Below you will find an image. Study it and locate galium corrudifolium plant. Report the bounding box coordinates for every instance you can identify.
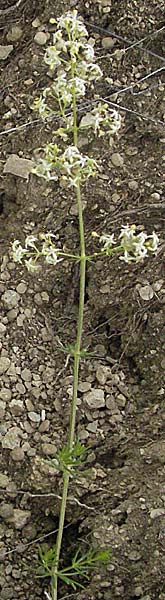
[11,9,159,600]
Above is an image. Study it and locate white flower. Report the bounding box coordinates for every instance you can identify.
[24,258,38,272]
[83,43,95,61]
[44,46,62,69]
[100,234,115,250]
[25,235,38,249]
[87,63,103,81]
[57,10,88,39]
[12,240,27,262]
[146,232,159,252]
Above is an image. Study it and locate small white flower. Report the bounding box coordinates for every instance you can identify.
[44,46,62,69]
[100,234,115,250]
[24,258,38,272]
[12,240,27,262]
[25,235,38,249]
[83,43,95,61]
[146,232,159,252]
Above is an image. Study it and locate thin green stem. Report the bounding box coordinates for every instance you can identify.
[50,54,86,600]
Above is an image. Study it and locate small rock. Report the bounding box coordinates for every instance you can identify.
[84,388,105,408]
[0,356,10,374]
[2,289,20,309]
[96,365,110,386]
[0,388,11,401]
[2,427,22,449]
[3,154,33,180]
[0,503,14,519]
[7,26,23,42]
[15,382,26,394]
[32,18,41,28]
[0,323,6,336]
[0,474,10,488]
[21,368,32,382]
[0,45,13,60]
[39,420,50,433]
[42,443,57,456]
[160,358,165,369]
[28,411,40,423]
[102,37,116,49]
[9,400,24,415]
[150,508,165,519]
[86,421,98,433]
[128,180,138,190]
[111,153,124,167]
[10,448,25,461]
[34,31,48,45]
[138,285,154,301]
[7,509,31,529]
[0,401,6,419]
[78,381,92,393]
[16,282,27,294]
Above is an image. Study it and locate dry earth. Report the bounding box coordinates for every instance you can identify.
[0,1,165,599]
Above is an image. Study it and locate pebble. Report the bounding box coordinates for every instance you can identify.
[3,154,33,180]
[84,388,105,408]
[0,388,11,401]
[28,411,40,423]
[96,365,110,385]
[110,153,124,167]
[150,508,165,519]
[138,285,154,301]
[15,382,26,394]
[0,45,13,60]
[0,503,14,519]
[10,448,25,461]
[78,381,92,393]
[9,400,24,415]
[6,26,23,42]
[7,509,31,529]
[2,289,20,309]
[21,368,32,382]
[0,401,6,419]
[86,421,98,433]
[0,356,10,374]
[34,31,48,45]
[0,474,10,488]
[16,282,27,294]
[42,443,57,455]
[39,420,50,432]
[128,180,139,190]
[0,323,6,335]
[102,37,116,49]
[2,426,22,449]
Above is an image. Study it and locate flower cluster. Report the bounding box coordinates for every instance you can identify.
[80,103,122,137]
[12,233,62,272]
[100,225,159,263]
[32,144,98,187]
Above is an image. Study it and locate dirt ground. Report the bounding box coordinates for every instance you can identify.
[0,1,165,599]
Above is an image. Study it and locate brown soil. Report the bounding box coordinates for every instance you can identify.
[0,1,164,600]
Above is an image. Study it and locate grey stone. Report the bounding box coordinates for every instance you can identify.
[7,509,31,529]
[0,388,11,401]
[78,381,92,392]
[0,356,10,374]
[150,508,165,519]
[2,426,22,449]
[16,282,27,294]
[3,154,33,180]
[102,37,116,49]
[42,443,57,455]
[10,448,25,461]
[7,26,23,42]
[2,289,20,309]
[111,153,124,167]
[0,401,6,419]
[9,400,24,415]
[0,323,6,336]
[28,411,40,423]
[34,31,47,45]
[0,474,10,488]
[21,368,32,382]
[0,503,14,519]
[0,45,13,60]
[84,388,105,408]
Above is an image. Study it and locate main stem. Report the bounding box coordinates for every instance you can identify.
[50,65,86,600]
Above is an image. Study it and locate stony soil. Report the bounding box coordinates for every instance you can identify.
[0,1,164,599]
